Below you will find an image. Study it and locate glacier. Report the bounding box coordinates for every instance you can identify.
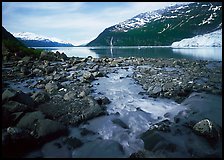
[171,29,222,48]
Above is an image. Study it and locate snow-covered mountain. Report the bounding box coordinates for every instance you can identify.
[12,32,74,47]
[87,2,222,46]
[171,29,222,47]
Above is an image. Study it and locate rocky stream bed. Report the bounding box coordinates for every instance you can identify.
[2,52,222,158]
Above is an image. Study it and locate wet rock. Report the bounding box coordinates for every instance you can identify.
[35,119,67,139]
[40,51,56,61]
[140,129,175,152]
[80,128,96,136]
[92,71,104,77]
[20,66,31,75]
[45,66,55,74]
[10,112,25,125]
[129,150,145,158]
[95,96,111,105]
[77,91,86,98]
[45,82,59,94]
[31,91,50,105]
[2,101,30,113]
[152,85,162,94]
[147,85,162,95]
[32,68,43,76]
[17,111,45,130]
[162,82,173,91]
[82,71,95,82]
[2,89,17,104]
[64,137,83,149]
[193,119,219,140]
[12,91,34,107]
[149,119,172,132]
[63,91,77,101]
[112,118,129,129]
[22,56,32,62]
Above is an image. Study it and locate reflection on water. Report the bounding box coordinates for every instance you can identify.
[172,48,222,61]
[34,46,222,61]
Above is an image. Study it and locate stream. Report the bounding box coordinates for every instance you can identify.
[69,66,186,157]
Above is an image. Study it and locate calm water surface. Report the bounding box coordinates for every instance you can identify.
[34,46,222,61]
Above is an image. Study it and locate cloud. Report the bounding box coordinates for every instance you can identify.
[2,2,192,45]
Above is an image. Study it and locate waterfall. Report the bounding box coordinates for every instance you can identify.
[110,37,113,46]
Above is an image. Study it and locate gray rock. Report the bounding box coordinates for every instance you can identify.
[45,82,59,94]
[152,85,162,94]
[31,91,50,105]
[2,101,29,113]
[2,89,17,104]
[17,111,45,130]
[40,51,56,61]
[82,71,95,81]
[193,119,218,140]
[129,150,145,158]
[12,91,34,107]
[112,118,129,129]
[64,91,77,101]
[45,66,55,74]
[32,68,43,76]
[80,128,96,136]
[64,137,83,149]
[140,129,172,151]
[77,91,86,98]
[162,82,173,91]
[95,96,111,105]
[35,119,67,139]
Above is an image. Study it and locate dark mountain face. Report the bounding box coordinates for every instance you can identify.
[87,2,222,46]
[2,26,25,47]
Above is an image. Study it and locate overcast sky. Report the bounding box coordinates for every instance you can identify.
[2,2,189,46]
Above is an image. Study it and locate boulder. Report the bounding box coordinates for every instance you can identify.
[31,91,50,105]
[95,96,111,105]
[40,51,56,61]
[2,89,17,104]
[112,118,129,129]
[63,91,77,101]
[64,137,83,149]
[11,91,34,107]
[193,119,219,140]
[45,82,59,94]
[80,128,96,136]
[2,101,30,113]
[17,111,45,130]
[82,71,95,82]
[35,119,67,139]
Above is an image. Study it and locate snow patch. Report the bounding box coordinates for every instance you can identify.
[12,32,73,45]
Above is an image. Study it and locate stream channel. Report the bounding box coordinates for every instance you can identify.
[68,66,187,158]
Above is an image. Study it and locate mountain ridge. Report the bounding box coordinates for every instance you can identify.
[87,2,222,46]
[13,32,74,47]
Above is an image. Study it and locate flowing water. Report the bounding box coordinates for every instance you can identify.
[70,66,187,157]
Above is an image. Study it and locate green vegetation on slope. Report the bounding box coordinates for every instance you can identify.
[2,27,43,60]
[87,2,222,46]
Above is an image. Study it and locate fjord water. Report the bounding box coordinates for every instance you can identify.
[35,46,222,61]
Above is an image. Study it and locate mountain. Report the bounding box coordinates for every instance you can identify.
[171,29,222,47]
[2,26,25,48]
[2,26,42,60]
[12,32,74,47]
[87,2,222,46]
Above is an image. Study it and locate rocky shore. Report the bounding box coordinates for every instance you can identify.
[2,51,222,158]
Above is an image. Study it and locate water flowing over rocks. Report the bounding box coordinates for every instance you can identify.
[2,53,222,158]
